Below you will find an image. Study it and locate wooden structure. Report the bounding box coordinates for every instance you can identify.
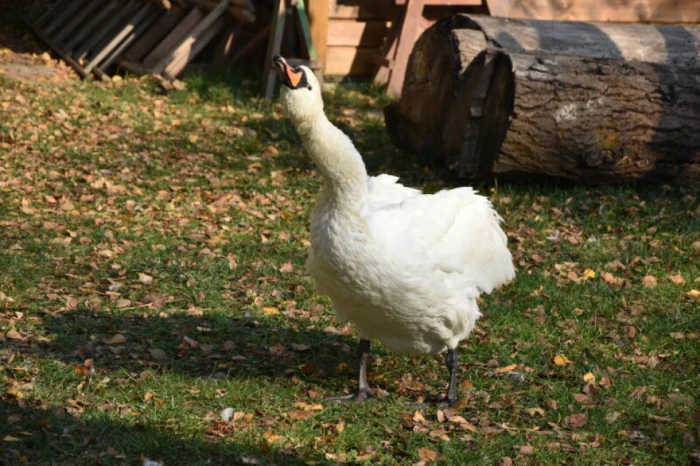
[261,0,321,98]
[26,0,256,80]
[384,14,700,183]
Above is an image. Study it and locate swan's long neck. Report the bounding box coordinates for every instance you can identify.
[295,113,368,212]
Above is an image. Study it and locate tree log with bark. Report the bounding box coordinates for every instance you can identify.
[384,14,700,183]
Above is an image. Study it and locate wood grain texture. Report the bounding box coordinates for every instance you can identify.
[485,0,700,23]
[325,46,378,75]
[385,14,700,183]
[327,19,390,47]
[308,0,330,70]
[328,0,396,20]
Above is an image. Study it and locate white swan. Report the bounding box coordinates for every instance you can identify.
[273,56,515,406]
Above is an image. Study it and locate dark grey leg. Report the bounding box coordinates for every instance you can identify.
[440,347,459,408]
[326,338,375,403]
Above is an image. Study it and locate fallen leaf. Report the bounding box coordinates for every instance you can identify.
[519,445,534,455]
[641,275,657,288]
[148,348,167,361]
[582,268,596,280]
[5,329,22,340]
[668,274,685,285]
[554,354,571,366]
[525,407,545,416]
[105,334,126,345]
[263,307,279,316]
[583,372,595,382]
[563,413,588,428]
[573,394,588,403]
[3,435,20,442]
[495,363,518,373]
[413,411,426,422]
[291,343,310,351]
[606,411,621,423]
[144,391,155,401]
[503,457,513,466]
[417,447,438,462]
[115,298,131,308]
[669,332,685,340]
[138,273,153,285]
[279,262,294,273]
[686,289,700,299]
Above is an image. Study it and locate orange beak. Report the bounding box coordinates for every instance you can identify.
[273,55,304,89]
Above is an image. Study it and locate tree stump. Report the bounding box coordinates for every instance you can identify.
[384,14,700,183]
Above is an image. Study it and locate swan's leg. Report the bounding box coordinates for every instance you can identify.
[326,338,375,402]
[441,347,459,408]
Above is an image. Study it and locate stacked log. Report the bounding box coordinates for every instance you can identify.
[384,14,700,183]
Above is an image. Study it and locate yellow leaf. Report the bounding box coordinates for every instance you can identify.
[144,391,155,401]
[495,363,518,373]
[263,307,279,316]
[526,407,545,416]
[554,354,571,366]
[583,372,596,382]
[3,435,20,442]
[188,134,199,143]
[413,410,426,422]
[105,334,126,345]
[582,269,596,280]
[686,289,699,299]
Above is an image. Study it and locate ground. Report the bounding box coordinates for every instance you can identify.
[0,11,699,466]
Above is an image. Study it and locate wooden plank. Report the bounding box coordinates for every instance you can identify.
[163,16,227,77]
[63,0,121,52]
[308,0,329,72]
[374,6,405,84]
[295,0,318,61]
[230,24,270,64]
[327,19,390,47]
[328,0,396,20]
[122,5,187,61]
[485,0,700,23]
[35,0,71,28]
[396,0,481,4]
[25,16,88,78]
[73,0,141,60]
[261,0,286,98]
[53,0,109,44]
[387,0,424,97]
[84,3,156,73]
[98,6,163,72]
[143,7,205,68]
[151,0,230,74]
[214,22,243,62]
[42,0,86,36]
[325,46,378,75]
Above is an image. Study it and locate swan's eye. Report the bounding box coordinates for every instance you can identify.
[307,85,312,91]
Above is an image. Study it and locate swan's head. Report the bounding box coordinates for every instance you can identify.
[273,56,323,122]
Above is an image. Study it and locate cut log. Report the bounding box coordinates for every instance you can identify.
[384,14,700,183]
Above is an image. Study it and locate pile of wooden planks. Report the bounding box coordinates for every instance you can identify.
[26,0,256,80]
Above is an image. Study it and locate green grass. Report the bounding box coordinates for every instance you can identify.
[0,66,698,466]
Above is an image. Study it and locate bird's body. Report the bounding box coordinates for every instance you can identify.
[273,56,514,404]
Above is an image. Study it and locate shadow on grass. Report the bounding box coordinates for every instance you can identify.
[6,309,359,387]
[0,398,329,466]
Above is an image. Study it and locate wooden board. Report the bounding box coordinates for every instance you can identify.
[328,0,396,20]
[308,0,329,71]
[325,46,378,75]
[122,5,187,61]
[485,0,700,23]
[327,19,391,47]
[143,7,205,68]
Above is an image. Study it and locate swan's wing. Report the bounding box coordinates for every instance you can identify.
[367,174,422,210]
[369,187,515,294]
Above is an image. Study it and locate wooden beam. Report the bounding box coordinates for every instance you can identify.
[143,7,205,68]
[73,0,142,61]
[98,6,163,73]
[43,0,86,36]
[63,0,120,53]
[327,19,390,47]
[261,0,286,98]
[122,5,187,61]
[152,0,230,75]
[307,0,329,72]
[83,3,156,73]
[386,0,424,97]
[53,0,109,44]
[163,15,227,77]
[230,24,270,64]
